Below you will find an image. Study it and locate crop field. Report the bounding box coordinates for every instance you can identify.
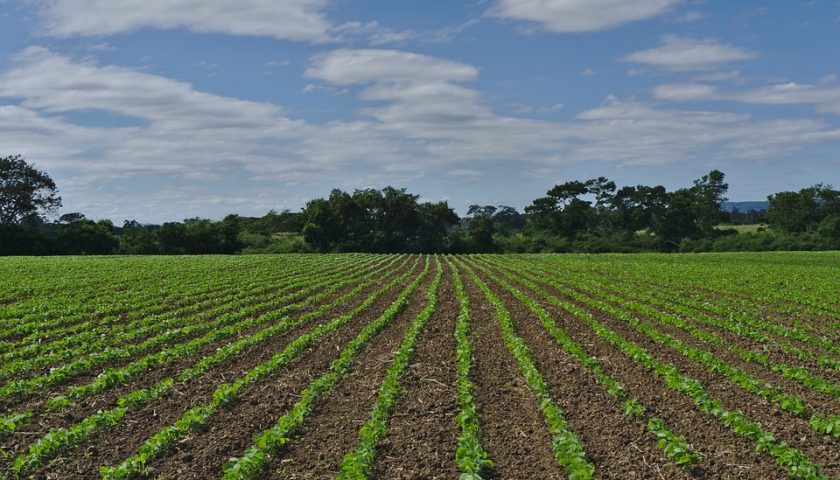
[1,253,839,480]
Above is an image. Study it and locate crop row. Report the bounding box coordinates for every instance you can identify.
[447,256,492,480]
[9,255,413,474]
[468,257,699,468]
[101,256,429,479]
[493,257,825,479]
[0,255,370,380]
[508,258,840,438]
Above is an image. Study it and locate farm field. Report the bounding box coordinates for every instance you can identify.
[0,253,839,479]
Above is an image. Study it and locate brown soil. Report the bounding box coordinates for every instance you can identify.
[368,262,461,480]
[0,259,388,420]
[18,259,419,478]
[484,262,792,479]
[581,281,840,384]
[513,268,840,478]
[557,280,840,414]
[456,264,565,479]
[4,256,837,480]
[475,267,690,480]
[259,263,438,480]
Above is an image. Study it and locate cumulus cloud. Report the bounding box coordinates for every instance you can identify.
[653,81,840,114]
[489,0,677,33]
[625,35,757,71]
[305,49,478,85]
[2,47,840,220]
[34,0,332,42]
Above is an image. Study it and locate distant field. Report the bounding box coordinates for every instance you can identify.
[717,223,769,234]
[1,253,839,479]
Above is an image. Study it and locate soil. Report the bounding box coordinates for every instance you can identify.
[368,262,461,480]
[455,264,566,479]
[3,255,838,480]
[259,262,438,480]
[23,258,420,478]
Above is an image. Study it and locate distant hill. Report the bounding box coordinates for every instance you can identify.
[722,201,769,212]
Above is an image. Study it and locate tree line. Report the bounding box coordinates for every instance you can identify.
[1,154,838,255]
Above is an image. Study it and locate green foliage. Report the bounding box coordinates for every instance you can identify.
[447,257,493,479]
[301,187,459,253]
[336,258,443,479]
[221,258,432,479]
[459,260,596,479]
[0,154,62,225]
[499,256,827,479]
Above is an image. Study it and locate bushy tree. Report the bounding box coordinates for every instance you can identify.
[1,155,62,225]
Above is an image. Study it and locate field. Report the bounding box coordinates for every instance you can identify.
[1,253,839,480]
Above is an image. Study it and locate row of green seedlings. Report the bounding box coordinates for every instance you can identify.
[219,257,432,479]
[0,255,355,357]
[556,272,840,434]
[637,276,840,365]
[447,256,493,480]
[7,256,413,473]
[0,272,217,348]
[467,258,699,468]
[0,258,208,325]
[647,264,840,329]
[0,256,327,359]
[516,260,840,439]
[496,258,824,480]
[335,257,444,479]
[99,257,430,480]
[579,272,840,374]
[0,255,402,438]
[458,260,597,479]
[0,256,365,380]
[624,266,839,342]
[0,256,375,403]
[0,255,275,342]
[0,258,308,362]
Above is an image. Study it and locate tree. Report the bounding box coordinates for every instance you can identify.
[59,212,86,224]
[690,169,729,234]
[59,219,118,255]
[0,155,62,224]
[301,186,459,253]
[121,220,159,254]
[525,180,594,238]
[766,184,840,233]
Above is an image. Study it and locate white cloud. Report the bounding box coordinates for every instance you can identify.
[625,35,757,71]
[3,47,840,220]
[652,83,720,101]
[489,0,677,33]
[653,81,840,114]
[35,0,332,42]
[676,10,705,22]
[305,49,478,85]
[819,74,838,85]
[692,70,741,82]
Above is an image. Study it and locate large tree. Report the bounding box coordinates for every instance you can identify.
[0,155,62,224]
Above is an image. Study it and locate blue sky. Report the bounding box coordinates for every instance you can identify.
[1,0,839,223]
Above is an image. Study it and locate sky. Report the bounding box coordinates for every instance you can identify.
[1,0,839,223]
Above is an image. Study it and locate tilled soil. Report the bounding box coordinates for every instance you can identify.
[585,282,840,384]
[3,255,839,480]
[0,261,395,460]
[262,261,439,479]
[368,262,460,480]
[147,261,434,480]
[509,269,840,478]
[500,269,791,479]
[475,267,690,480]
[28,259,420,478]
[458,264,565,479]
